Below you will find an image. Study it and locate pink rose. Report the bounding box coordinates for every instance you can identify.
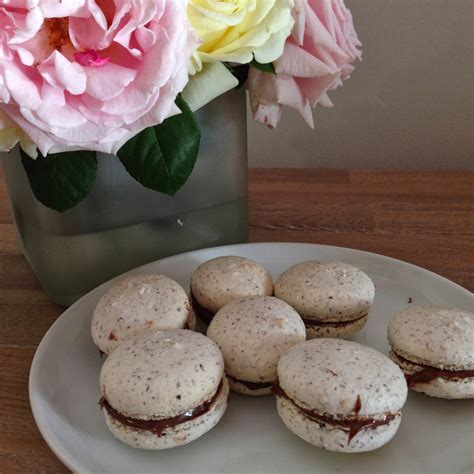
[0,0,198,156]
[248,0,361,128]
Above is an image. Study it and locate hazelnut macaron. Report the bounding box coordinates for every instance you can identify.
[275,339,408,453]
[91,274,195,355]
[190,256,273,324]
[388,305,474,399]
[99,329,229,449]
[207,296,306,395]
[274,261,375,339]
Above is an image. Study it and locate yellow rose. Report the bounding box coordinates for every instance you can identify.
[188,0,294,72]
[0,110,37,158]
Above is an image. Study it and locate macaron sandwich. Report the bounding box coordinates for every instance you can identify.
[388,305,474,399]
[275,339,407,452]
[190,256,273,323]
[99,329,229,449]
[274,261,375,339]
[91,274,195,355]
[207,296,306,395]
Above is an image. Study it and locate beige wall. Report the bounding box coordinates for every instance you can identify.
[248,0,474,169]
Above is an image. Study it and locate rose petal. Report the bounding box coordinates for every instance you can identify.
[85,63,136,101]
[38,51,87,95]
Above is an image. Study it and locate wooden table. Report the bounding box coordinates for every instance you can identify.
[1,169,473,472]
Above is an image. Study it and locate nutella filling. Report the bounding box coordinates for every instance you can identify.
[301,312,368,328]
[228,375,274,391]
[273,382,397,443]
[190,291,215,324]
[100,380,223,437]
[392,352,474,388]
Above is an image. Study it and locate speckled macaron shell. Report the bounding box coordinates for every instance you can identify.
[276,395,401,453]
[100,329,224,419]
[104,377,229,450]
[191,256,273,314]
[207,296,306,394]
[91,274,193,354]
[388,306,474,370]
[274,261,375,322]
[277,339,407,417]
[305,314,369,340]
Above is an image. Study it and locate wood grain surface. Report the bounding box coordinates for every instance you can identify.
[1,168,473,472]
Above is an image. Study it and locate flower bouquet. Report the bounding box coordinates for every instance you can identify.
[0,0,361,212]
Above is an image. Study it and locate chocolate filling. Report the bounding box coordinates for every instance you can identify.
[273,382,397,443]
[301,312,367,328]
[100,380,223,437]
[228,375,274,391]
[190,291,215,324]
[392,352,474,388]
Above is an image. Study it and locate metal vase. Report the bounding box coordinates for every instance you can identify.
[2,90,249,305]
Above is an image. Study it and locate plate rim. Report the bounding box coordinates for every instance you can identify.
[28,241,473,472]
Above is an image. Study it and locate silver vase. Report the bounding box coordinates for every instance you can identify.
[1,90,249,305]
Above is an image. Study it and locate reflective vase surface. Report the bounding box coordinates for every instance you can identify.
[1,91,248,305]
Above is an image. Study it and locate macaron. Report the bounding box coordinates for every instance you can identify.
[91,274,195,355]
[207,296,306,395]
[274,261,375,339]
[388,305,474,399]
[99,329,229,449]
[190,256,273,323]
[275,339,407,453]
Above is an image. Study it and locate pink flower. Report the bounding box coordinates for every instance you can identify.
[248,0,361,128]
[0,1,198,156]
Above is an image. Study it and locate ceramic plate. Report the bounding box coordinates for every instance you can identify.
[29,243,474,474]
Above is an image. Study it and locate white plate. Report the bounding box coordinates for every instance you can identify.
[29,243,474,474]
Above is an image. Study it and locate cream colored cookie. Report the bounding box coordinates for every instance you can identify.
[91,274,193,354]
[274,260,375,321]
[388,306,474,398]
[207,296,306,395]
[274,261,374,339]
[275,339,407,452]
[388,306,474,369]
[99,330,227,449]
[191,256,273,316]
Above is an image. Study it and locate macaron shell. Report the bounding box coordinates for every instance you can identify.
[191,256,273,314]
[207,296,306,384]
[104,377,229,449]
[100,330,224,419]
[305,314,368,340]
[407,377,474,399]
[91,274,191,354]
[276,396,401,453]
[278,339,407,417]
[389,352,474,399]
[388,306,474,370]
[274,261,375,321]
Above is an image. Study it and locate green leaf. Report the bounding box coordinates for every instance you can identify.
[251,59,276,75]
[118,96,201,196]
[20,149,97,213]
